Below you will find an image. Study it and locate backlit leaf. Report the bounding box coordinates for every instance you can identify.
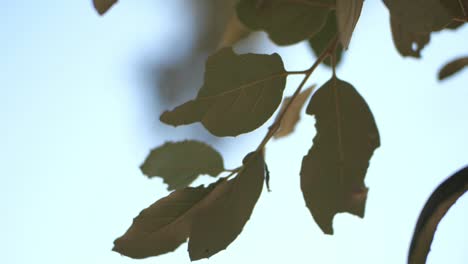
[336,0,364,49]
[188,151,265,260]
[438,56,468,80]
[140,141,224,190]
[301,77,380,234]
[236,0,334,45]
[308,11,344,67]
[408,166,468,264]
[390,18,431,58]
[160,48,287,137]
[218,13,250,48]
[274,85,315,139]
[93,0,117,15]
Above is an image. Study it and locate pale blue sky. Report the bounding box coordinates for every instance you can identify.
[1,1,467,264]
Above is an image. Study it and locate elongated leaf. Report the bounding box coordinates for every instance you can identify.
[274,85,315,139]
[390,18,430,58]
[301,77,380,234]
[140,141,224,190]
[112,181,221,259]
[408,166,468,264]
[160,48,287,137]
[308,11,344,67]
[336,0,364,49]
[93,0,117,15]
[438,56,468,80]
[188,152,265,260]
[236,0,334,45]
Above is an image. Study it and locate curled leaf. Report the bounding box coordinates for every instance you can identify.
[160,48,287,137]
[301,77,380,234]
[140,140,224,190]
[408,166,468,264]
[336,0,364,49]
[438,56,468,80]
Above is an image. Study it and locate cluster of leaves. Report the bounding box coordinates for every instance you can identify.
[93,0,467,262]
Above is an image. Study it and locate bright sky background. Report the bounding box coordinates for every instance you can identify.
[1,1,467,264]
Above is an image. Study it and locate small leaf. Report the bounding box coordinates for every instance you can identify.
[160,48,287,137]
[93,0,117,15]
[301,77,380,234]
[188,151,265,260]
[308,11,344,67]
[112,180,221,259]
[274,85,315,139]
[336,0,364,49]
[140,141,224,190]
[218,13,250,48]
[408,166,468,264]
[236,0,334,45]
[438,56,468,80]
[390,18,431,58]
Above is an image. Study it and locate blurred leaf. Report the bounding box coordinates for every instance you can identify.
[440,0,468,18]
[408,166,468,264]
[236,0,334,45]
[274,85,315,139]
[301,77,380,234]
[188,151,265,260]
[308,11,344,67]
[218,13,250,48]
[390,18,431,58]
[112,180,222,259]
[336,0,364,49]
[140,141,224,190]
[93,0,117,15]
[438,56,468,80]
[160,48,287,137]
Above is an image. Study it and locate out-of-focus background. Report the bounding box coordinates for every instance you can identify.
[1,1,467,263]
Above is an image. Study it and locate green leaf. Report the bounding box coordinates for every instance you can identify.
[308,11,344,67]
[140,140,224,190]
[438,56,468,80]
[300,77,380,234]
[390,17,431,58]
[93,0,117,15]
[160,48,287,137]
[384,0,454,57]
[274,85,315,139]
[236,0,334,45]
[336,0,364,49]
[188,151,265,260]
[408,166,468,264]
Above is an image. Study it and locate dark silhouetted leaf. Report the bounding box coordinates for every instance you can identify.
[384,0,453,57]
[308,11,344,67]
[390,18,431,58]
[188,151,265,260]
[336,0,364,49]
[160,48,287,137]
[408,166,468,264]
[274,85,315,139]
[236,0,334,45]
[140,141,224,190]
[93,0,117,15]
[301,77,380,234]
[112,180,221,259]
[440,0,468,18]
[438,56,468,80]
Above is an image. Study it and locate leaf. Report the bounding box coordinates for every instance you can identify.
[160,48,287,137]
[308,11,344,67]
[336,0,364,49]
[440,0,468,18]
[140,141,224,190]
[300,77,380,234]
[438,56,468,80]
[112,181,221,259]
[390,18,431,58]
[114,151,264,260]
[188,151,265,260]
[236,0,334,45]
[93,0,117,15]
[274,85,315,139]
[218,13,250,48]
[408,166,468,264]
